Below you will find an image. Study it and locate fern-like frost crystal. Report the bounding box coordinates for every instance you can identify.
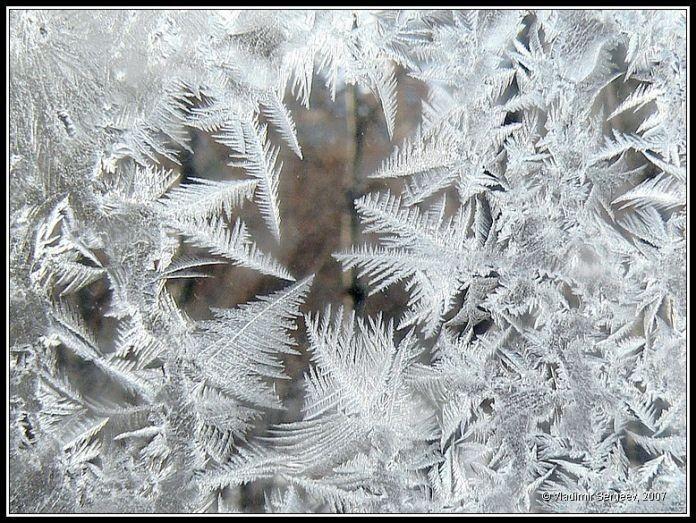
[9,8,687,514]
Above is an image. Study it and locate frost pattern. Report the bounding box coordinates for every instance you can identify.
[9,9,687,514]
